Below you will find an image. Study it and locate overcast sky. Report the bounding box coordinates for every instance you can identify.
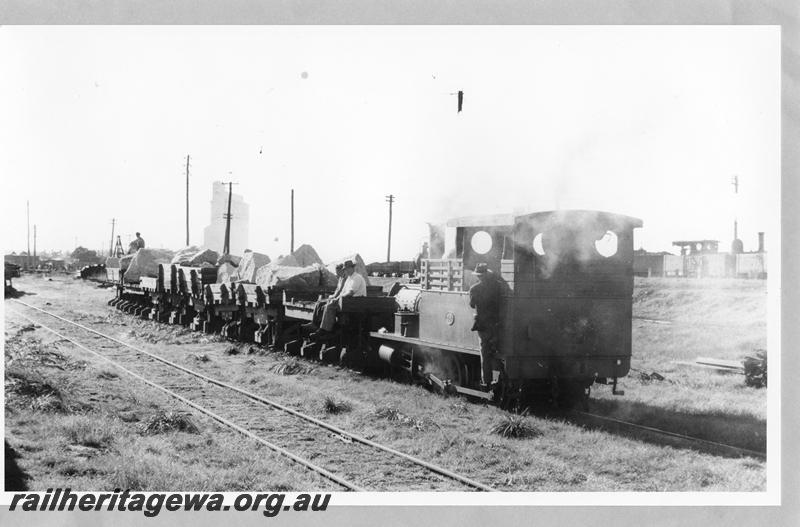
[0,26,779,263]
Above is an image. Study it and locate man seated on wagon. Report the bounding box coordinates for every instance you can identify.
[305,263,345,333]
[314,260,366,335]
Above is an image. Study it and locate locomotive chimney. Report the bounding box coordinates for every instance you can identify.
[758,232,764,253]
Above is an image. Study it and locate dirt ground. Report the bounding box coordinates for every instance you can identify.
[4,274,769,492]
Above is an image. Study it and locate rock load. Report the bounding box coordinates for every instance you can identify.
[234,250,271,283]
[171,246,219,267]
[217,254,242,267]
[123,248,175,283]
[275,244,323,268]
[324,254,370,288]
[216,262,238,285]
[255,262,334,290]
[118,254,134,271]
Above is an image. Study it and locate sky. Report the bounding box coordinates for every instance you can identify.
[0,26,780,263]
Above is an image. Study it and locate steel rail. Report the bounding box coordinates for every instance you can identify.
[570,410,766,460]
[10,299,495,492]
[9,307,363,491]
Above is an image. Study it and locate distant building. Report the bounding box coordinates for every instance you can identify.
[202,181,250,256]
[633,233,767,279]
[5,252,39,270]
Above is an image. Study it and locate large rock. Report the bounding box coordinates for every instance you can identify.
[171,246,202,265]
[216,262,238,284]
[217,254,242,267]
[255,262,334,291]
[189,249,219,267]
[234,251,271,283]
[276,244,323,268]
[123,248,174,283]
[170,246,219,266]
[325,254,370,287]
[118,254,134,272]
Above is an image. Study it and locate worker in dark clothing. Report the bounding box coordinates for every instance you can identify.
[307,263,345,332]
[128,232,146,254]
[469,262,503,390]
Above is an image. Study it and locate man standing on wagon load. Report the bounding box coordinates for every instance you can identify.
[128,232,145,254]
[469,262,503,390]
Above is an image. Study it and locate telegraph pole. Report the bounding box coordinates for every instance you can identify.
[26,200,31,270]
[385,194,395,262]
[731,175,739,240]
[109,218,116,257]
[221,181,238,255]
[290,189,295,254]
[33,225,37,262]
[185,155,190,246]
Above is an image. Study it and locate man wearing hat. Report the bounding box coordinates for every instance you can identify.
[318,259,366,332]
[307,263,346,332]
[469,262,504,390]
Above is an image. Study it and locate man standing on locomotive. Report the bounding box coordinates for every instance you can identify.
[317,260,366,333]
[469,262,503,390]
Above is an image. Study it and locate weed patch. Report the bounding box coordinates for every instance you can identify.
[373,406,432,431]
[268,358,315,376]
[97,369,119,380]
[489,414,543,439]
[61,416,117,448]
[138,410,199,435]
[322,396,352,414]
[5,368,67,412]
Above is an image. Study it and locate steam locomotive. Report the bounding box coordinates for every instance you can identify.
[108,209,642,407]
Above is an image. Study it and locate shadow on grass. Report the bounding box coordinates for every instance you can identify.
[5,440,31,491]
[536,398,766,460]
[5,287,36,299]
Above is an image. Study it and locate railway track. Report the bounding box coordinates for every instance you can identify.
[566,410,766,460]
[8,299,495,492]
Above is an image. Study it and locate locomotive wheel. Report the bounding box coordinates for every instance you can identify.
[422,350,465,388]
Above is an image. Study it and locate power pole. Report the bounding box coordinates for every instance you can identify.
[385,194,395,263]
[26,200,30,270]
[290,189,295,254]
[731,175,739,239]
[33,224,37,263]
[221,181,238,255]
[185,154,190,246]
[109,218,116,257]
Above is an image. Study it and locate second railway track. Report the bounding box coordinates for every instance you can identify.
[8,299,494,492]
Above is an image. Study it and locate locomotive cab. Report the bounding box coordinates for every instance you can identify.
[505,210,643,396]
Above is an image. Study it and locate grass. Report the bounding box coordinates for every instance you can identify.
[4,319,337,491]
[61,415,119,448]
[5,274,769,492]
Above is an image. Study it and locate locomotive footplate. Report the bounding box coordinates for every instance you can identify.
[369,331,481,357]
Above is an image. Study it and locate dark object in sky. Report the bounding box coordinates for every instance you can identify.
[458,91,464,113]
